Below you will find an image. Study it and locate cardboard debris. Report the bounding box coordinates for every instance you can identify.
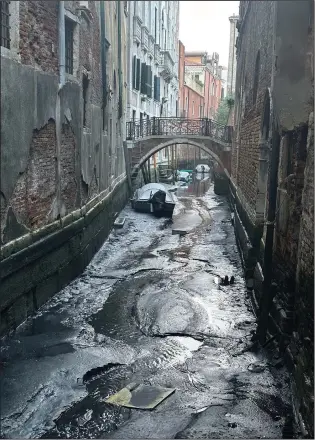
[104,382,176,410]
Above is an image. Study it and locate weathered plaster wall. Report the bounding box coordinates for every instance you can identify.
[0,1,128,335]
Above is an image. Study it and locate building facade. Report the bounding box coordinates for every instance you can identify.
[231,1,314,436]
[0,1,129,334]
[227,13,238,96]
[184,51,223,119]
[176,46,223,163]
[126,0,179,121]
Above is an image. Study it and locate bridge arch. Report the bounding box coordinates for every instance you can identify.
[136,137,229,176]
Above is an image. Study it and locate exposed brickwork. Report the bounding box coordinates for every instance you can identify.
[290,112,314,433]
[10,120,57,231]
[232,1,274,220]
[233,2,314,436]
[60,124,77,213]
[19,1,59,73]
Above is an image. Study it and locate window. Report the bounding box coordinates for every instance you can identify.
[140,62,146,94]
[146,65,152,98]
[192,101,195,116]
[195,74,199,81]
[253,50,260,104]
[132,110,136,121]
[154,75,160,101]
[132,55,137,89]
[211,82,215,96]
[1,0,10,49]
[65,18,75,74]
[82,74,89,127]
[136,58,140,90]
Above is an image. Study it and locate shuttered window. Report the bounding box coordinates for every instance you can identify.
[146,66,153,98]
[141,62,146,94]
[136,58,141,90]
[154,76,160,101]
[132,55,137,89]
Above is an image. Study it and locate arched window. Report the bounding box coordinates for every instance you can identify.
[253,50,260,104]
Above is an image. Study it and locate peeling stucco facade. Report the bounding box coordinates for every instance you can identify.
[0,1,129,334]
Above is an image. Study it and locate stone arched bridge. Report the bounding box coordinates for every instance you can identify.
[123,117,233,188]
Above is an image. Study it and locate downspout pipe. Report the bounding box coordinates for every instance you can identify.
[58,1,65,89]
[100,1,107,116]
[56,1,65,218]
[117,0,123,120]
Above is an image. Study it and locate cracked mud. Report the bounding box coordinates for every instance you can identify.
[0,178,293,439]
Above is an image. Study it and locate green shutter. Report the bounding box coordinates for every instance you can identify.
[141,62,146,94]
[136,59,141,90]
[132,56,136,89]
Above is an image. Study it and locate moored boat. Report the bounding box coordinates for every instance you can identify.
[131,183,176,218]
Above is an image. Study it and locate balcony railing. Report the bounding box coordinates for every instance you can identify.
[141,26,149,51]
[160,50,174,80]
[154,43,161,64]
[148,35,154,58]
[126,117,233,144]
[185,75,204,95]
[133,16,141,44]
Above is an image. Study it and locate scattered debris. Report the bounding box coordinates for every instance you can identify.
[104,382,176,410]
[219,275,235,286]
[247,362,267,373]
[114,217,126,228]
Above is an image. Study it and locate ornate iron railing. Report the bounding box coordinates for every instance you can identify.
[126,117,233,144]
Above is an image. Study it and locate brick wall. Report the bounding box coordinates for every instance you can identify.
[232,1,275,221]
[9,120,57,233]
[19,1,59,73]
[60,123,77,213]
[289,112,314,435]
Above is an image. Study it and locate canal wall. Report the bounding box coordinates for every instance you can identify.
[0,176,129,336]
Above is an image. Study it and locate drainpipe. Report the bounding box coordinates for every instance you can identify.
[100,1,107,116]
[56,1,65,218]
[58,1,65,89]
[117,1,123,120]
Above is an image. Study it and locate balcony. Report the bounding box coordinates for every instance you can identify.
[154,44,161,65]
[148,35,154,58]
[159,50,175,82]
[185,75,204,96]
[141,26,149,52]
[133,16,141,44]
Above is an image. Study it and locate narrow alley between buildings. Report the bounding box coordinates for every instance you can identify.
[1,177,294,439]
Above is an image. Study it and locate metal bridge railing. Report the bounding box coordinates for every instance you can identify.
[126,117,233,144]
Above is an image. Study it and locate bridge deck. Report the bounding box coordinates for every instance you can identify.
[126,117,233,145]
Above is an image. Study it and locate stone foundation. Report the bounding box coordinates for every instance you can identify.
[0,176,128,336]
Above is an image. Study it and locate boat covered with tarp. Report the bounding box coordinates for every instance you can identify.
[195,164,210,173]
[131,183,176,218]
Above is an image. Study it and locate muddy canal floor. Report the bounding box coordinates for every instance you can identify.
[1,183,294,439]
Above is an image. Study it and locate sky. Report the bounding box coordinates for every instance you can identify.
[179,1,240,69]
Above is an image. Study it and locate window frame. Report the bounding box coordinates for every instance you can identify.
[65,17,75,75]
